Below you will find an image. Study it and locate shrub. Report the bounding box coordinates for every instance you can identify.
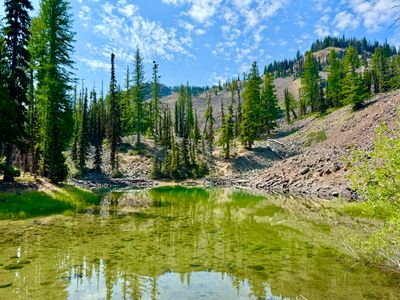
[304,130,327,147]
[348,116,400,273]
[111,170,124,178]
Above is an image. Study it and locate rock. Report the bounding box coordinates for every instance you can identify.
[300,168,310,175]
[332,192,340,198]
[332,163,341,172]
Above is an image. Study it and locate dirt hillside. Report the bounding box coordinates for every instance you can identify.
[214,91,400,198]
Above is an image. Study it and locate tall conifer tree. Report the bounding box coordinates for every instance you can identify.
[326,49,342,107]
[260,73,279,135]
[90,89,103,170]
[300,51,319,114]
[204,94,214,154]
[341,46,369,109]
[31,0,75,182]
[133,47,145,146]
[2,0,33,181]
[151,61,161,140]
[107,53,121,172]
[240,62,261,149]
[77,88,89,173]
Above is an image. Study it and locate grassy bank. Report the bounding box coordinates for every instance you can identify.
[0,183,101,220]
[337,200,400,274]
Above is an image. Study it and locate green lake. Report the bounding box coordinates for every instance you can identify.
[0,186,399,299]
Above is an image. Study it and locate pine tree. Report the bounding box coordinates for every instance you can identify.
[31,0,75,183]
[150,156,160,179]
[151,61,161,141]
[235,80,242,137]
[77,88,89,173]
[283,88,298,123]
[2,0,33,182]
[121,66,132,135]
[326,49,343,107]
[161,107,172,149]
[0,34,13,165]
[204,94,214,154]
[371,47,390,93]
[174,101,179,136]
[300,51,319,115]
[90,89,103,171]
[176,85,186,137]
[169,135,178,178]
[283,88,291,123]
[99,81,106,144]
[240,62,261,149]
[340,46,369,110]
[389,55,400,90]
[71,85,79,163]
[185,83,194,134]
[317,82,327,113]
[27,66,40,174]
[191,110,201,149]
[107,53,121,172]
[133,47,145,146]
[260,73,279,135]
[219,99,234,159]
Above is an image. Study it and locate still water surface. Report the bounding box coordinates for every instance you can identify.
[0,187,399,299]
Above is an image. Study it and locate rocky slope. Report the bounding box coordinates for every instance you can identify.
[212,91,400,199]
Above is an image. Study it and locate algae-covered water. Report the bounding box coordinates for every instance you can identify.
[0,187,399,299]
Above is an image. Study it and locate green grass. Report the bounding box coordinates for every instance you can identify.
[304,130,327,147]
[0,185,101,220]
[337,200,399,220]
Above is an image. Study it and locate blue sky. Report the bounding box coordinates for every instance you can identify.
[1,0,400,87]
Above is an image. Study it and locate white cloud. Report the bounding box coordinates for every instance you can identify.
[187,0,222,23]
[333,11,359,30]
[231,0,290,29]
[194,28,206,35]
[78,57,109,71]
[163,0,288,28]
[277,38,288,46]
[102,2,114,14]
[210,71,228,85]
[179,21,206,35]
[346,0,400,31]
[78,5,91,27]
[314,14,331,37]
[92,3,191,63]
[314,0,328,11]
[179,20,195,32]
[315,24,330,37]
[253,25,266,44]
[117,0,138,18]
[162,0,222,23]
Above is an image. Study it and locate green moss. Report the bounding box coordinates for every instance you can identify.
[254,205,285,217]
[304,130,327,147]
[0,185,100,220]
[338,201,398,220]
[231,191,265,205]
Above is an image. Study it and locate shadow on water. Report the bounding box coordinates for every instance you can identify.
[0,186,399,299]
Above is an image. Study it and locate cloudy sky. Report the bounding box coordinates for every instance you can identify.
[1,0,400,87]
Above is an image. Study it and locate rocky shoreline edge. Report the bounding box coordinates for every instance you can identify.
[69,174,357,200]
